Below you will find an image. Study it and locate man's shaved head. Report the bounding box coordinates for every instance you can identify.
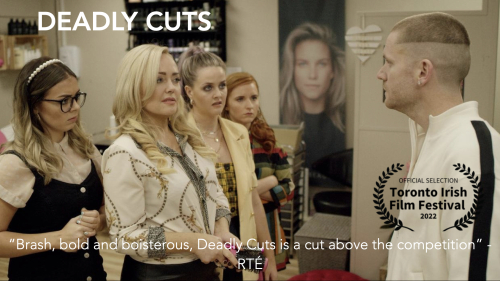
[391,12,470,86]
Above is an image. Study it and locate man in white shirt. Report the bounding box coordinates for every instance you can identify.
[377,12,500,280]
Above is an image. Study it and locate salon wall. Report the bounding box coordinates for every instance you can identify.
[0,0,57,127]
[48,0,128,137]
[226,0,280,126]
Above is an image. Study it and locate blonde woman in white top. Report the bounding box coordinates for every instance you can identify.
[103,44,239,281]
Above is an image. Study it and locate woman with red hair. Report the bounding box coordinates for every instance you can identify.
[223,72,295,271]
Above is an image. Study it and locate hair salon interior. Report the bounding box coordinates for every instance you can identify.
[0,0,499,280]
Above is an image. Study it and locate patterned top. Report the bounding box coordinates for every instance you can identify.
[215,162,238,217]
[251,137,294,210]
[102,134,231,264]
[251,136,295,270]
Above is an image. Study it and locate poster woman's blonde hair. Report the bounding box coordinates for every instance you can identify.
[280,22,346,131]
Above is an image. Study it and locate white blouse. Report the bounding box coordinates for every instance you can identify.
[0,134,102,208]
[102,134,230,264]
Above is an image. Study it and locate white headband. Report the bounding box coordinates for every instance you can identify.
[27,59,64,85]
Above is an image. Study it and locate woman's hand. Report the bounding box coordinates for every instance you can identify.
[192,234,239,270]
[215,231,241,249]
[214,231,244,272]
[257,176,278,201]
[264,256,278,280]
[78,208,101,232]
[57,214,96,253]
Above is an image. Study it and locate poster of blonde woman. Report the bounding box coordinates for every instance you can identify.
[279,0,346,186]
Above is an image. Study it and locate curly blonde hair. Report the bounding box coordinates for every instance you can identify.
[111,44,215,174]
[1,57,96,185]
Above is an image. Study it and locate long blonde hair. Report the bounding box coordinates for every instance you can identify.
[111,44,215,174]
[280,22,345,131]
[2,57,95,185]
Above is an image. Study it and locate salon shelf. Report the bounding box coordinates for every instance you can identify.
[0,36,7,71]
[124,0,226,61]
[280,145,307,258]
[0,35,48,71]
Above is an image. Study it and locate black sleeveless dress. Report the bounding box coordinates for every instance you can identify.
[3,150,107,281]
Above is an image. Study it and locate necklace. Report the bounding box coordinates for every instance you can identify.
[212,139,222,153]
[196,120,221,152]
[203,134,222,153]
[200,126,220,143]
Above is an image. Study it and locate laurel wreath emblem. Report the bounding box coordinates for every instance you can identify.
[442,163,481,232]
[374,163,414,231]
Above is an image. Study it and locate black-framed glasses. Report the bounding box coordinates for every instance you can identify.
[42,92,87,113]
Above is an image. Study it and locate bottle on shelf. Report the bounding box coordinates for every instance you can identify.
[8,19,14,35]
[21,19,27,35]
[27,21,32,35]
[13,45,24,69]
[32,20,39,35]
[203,2,210,12]
[13,42,42,69]
[14,19,20,35]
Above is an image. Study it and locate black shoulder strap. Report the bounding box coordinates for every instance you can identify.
[468,121,496,280]
[1,150,43,181]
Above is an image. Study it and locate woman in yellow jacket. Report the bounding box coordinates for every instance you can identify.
[179,46,278,281]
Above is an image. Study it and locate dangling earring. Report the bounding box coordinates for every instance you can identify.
[37,113,42,121]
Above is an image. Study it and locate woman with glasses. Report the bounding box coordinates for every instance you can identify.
[0,57,107,281]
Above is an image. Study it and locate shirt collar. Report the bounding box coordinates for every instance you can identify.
[426,101,479,137]
[53,133,69,153]
[157,132,186,158]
